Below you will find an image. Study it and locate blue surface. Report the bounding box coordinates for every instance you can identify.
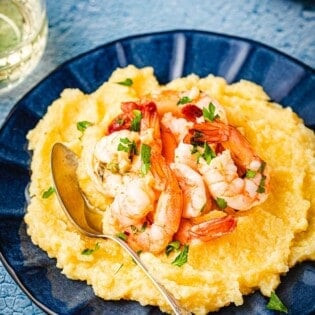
[0,1,314,314]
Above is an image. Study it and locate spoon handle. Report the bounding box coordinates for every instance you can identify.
[106,234,191,315]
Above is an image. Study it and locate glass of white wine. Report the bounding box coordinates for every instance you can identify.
[0,0,48,93]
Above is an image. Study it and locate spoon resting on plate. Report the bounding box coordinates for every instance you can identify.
[51,142,190,315]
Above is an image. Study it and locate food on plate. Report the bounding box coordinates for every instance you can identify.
[25,65,315,314]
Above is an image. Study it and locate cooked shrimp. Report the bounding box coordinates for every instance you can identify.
[109,175,156,228]
[170,162,211,218]
[111,102,183,253]
[174,142,199,170]
[175,214,237,244]
[186,120,270,210]
[94,129,140,174]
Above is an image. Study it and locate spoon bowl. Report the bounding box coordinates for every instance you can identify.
[51,142,190,315]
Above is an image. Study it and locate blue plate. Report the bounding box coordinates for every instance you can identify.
[0,30,314,315]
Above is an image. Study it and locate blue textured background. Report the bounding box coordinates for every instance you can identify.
[0,0,314,314]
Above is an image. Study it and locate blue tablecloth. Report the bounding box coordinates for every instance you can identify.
[0,0,314,314]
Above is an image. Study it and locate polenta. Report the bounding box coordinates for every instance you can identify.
[25,65,315,314]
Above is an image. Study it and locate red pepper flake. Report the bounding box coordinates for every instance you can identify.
[181,104,203,121]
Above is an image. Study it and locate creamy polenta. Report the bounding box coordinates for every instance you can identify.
[25,65,315,314]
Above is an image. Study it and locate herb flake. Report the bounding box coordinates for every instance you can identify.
[177,96,192,105]
[114,263,124,274]
[266,292,288,313]
[216,197,227,209]
[171,245,189,267]
[42,186,55,199]
[165,241,181,256]
[246,169,257,178]
[81,242,100,255]
[257,175,267,193]
[117,78,133,87]
[116,232,128,241]
[76,120,93,133]
[130,109,142,132]
[117,137,138,157]
[202,102,219,122]
[140,144,151,175]
[201,142,216,164]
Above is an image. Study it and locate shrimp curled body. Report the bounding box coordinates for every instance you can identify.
[186,120,270,211]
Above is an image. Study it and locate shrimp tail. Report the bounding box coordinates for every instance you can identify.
[175,215,237,244]
[189,215,237,241]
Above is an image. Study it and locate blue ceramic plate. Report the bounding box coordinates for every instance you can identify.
[0,30,314,315]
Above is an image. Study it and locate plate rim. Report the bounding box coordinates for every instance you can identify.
[1,29,314,129]
[0,29,314,315]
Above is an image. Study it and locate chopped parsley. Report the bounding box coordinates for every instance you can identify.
[177,96,192,105]
[42,186,55,199]
[246,169,257,178]
[116,232,128,241]
[117,137,138,157]
[81,242,100,255]
[130,109,142,132]
[256,161,267,193]
[266,292,288,313]
[191,144,199,154]
[202,102,219,122]
[140,221,147,232]
[257,175,267,193]
[114,263,124,274]
[259,161,267,173]
[117,78,133,86]
[201,142,216,164]
[76,120,93,133]
[172,244,189,267]
[140,144,151,175]
[216,197,227,209]
[200,203,206,213]
[165,241,181,256]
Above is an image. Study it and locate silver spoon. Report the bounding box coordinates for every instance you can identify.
[51,142,190,315]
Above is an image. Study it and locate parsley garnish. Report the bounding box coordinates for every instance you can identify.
[114,263,124,274]
[130,109,142,132]
[140,221,147,232]
[257,175,267,193]
[140,144,151,175]
[165,241,181,256]
[117,78,133,86]
[76,120,93,132]
[201,142,216,164]
[42,186,55,199]
[216,197,227,209]
[116,232,128,241]
[266,292,288,313]
[81,242,100,255]
[257,161,267,193]
[117,137,138,157]
[259,161,266,173]
[172,244,189,267]
[202,102,219,122]
[177,96,192,105]
[246,169,257,178]
[191,144,199,154]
